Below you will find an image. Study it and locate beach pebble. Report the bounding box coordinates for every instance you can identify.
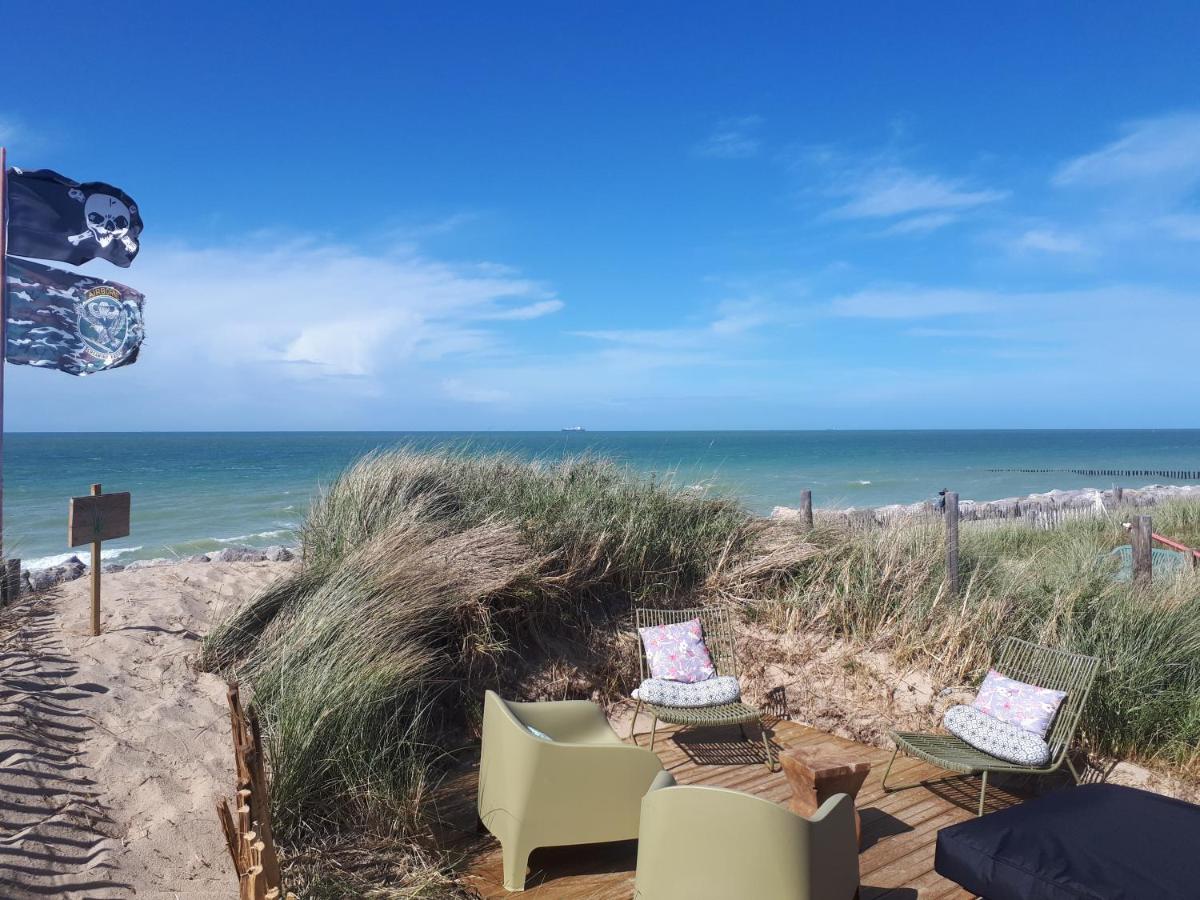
[263,545,294,562]
[102,563,126,574]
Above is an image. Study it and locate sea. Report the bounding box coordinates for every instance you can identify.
[7,430,1200,569]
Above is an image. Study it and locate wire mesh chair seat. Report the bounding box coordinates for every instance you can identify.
[883,637,1100,817]
[630,606,777,771]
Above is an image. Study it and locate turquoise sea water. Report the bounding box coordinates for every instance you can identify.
[6,430,1200,567]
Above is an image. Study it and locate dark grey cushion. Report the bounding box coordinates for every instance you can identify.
[936,784,1200,899]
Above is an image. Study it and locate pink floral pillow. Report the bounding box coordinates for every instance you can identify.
[638,618,717,684]
[972,669,1066,738]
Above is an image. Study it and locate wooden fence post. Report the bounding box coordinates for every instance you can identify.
[1132,515,1152,587]
[800,490,814,528]
[90,484,102,636]
[1112,485,1123,507]
[945,491,960,597]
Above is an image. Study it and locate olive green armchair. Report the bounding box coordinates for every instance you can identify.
[477,690,666,891]
[635,780,860,899]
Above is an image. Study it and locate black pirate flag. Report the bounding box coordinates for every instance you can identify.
[5,258,145,376]
[5,168,143,267]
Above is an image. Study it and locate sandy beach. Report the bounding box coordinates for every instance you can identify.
[0,560,293,899]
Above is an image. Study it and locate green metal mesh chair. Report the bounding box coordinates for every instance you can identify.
[629,606,776,771]
[883,637,1100,816]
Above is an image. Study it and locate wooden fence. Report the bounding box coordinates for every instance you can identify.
[795,487,1200,595]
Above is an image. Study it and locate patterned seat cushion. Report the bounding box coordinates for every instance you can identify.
[638,618,717,683]
[633,675,742,708]
[943,705,1052,766]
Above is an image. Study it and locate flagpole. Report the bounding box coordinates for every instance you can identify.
[0,145,8,580]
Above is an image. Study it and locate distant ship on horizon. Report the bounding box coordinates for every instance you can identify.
[561,425,587,432]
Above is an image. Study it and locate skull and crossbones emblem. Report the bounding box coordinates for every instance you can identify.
[67,193,139,254]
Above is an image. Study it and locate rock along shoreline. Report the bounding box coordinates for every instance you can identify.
[22,545,296,594]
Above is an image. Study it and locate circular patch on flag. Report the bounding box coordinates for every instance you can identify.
[78,286,131,362]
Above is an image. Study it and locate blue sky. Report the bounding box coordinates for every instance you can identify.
[3,2,1199,430]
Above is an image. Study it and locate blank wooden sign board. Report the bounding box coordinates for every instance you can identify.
[68,484,130,635]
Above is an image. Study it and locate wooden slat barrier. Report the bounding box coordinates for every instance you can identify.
[216,682,293,900]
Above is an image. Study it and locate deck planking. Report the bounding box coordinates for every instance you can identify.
[436,716,1027,898]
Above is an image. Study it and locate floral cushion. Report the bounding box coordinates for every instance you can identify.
[633,675,742,708]
[638,618,717,683]
[944,705,1052,766]
[972,669,1066,738]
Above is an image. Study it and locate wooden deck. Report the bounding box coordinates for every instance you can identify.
[436,716,1029,899]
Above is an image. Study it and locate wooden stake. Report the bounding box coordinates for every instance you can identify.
[945,491,960,597]
[1132,515,1152,587]
[216,798,241,872]
[90,483,102,635]
[800,489,814,528]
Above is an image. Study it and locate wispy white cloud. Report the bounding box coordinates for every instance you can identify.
[113,235,561,388]
[1158,213,1200,241]
[574,297,779,350]
[442,378,511,404]
[1053,112,1200,191]
[830,166,1007,219]
[695,116,763,159]
[480,299,564,320]
[1011,228,1090,254]
[829,287,996,318]
[881,211,960,235]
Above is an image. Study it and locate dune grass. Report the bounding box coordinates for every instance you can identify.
[201,449,1200,893]
[762,504,1200,770]
[199,449,798,894]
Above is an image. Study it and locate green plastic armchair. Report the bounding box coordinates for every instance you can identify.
[477,690,667,891]
[634,780,860,900]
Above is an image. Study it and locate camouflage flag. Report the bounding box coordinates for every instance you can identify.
[6,168,143,267]
[5,258,146,376]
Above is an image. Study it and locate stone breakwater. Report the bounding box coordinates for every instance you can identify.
[22,545,296,594]
[773,483,1200,525]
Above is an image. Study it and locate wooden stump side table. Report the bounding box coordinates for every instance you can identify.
[780,743,871,847]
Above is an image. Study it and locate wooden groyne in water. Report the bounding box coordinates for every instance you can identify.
[988,467,1200,480]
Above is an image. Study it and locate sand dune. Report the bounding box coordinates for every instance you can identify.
[0,560,292,899]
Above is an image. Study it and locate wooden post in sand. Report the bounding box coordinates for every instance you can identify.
[89,485,101,633]
[67,484,131,635]
[1132,515,1152,587]
[800,489,814,528]
[944,491,960,597]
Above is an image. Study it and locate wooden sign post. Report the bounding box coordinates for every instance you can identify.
[68,484,131,635]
